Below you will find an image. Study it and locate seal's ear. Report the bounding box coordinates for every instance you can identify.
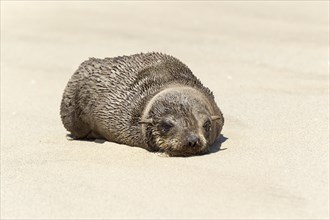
[139,118,153,124]
[211,115,222,121]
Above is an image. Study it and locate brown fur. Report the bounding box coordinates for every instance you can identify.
[60,52,224,156]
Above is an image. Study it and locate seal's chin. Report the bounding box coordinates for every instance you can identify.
[164,146,210,157]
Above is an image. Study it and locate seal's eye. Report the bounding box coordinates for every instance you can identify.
[160,120,174,133]
[203,120,211,132]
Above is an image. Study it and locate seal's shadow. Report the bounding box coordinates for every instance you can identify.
[208,134,228,154]
[66,133,228,155]
[66,134,106,144]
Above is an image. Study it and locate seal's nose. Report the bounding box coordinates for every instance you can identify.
[187,135,199,147]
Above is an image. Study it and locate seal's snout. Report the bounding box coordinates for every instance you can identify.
[187,134,199,147]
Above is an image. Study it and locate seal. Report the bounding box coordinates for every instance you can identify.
[60,52,224,156]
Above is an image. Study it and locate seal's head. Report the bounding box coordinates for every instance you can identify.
[140,86,223,157]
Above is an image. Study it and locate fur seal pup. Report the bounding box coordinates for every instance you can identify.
[60,52,224,156]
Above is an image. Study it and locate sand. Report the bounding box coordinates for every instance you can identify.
[1,1,329,219]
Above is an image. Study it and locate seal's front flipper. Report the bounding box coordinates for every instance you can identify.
[66,132,106,144]
[66,133,77,141]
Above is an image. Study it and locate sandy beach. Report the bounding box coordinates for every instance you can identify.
[1,1,329,219]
